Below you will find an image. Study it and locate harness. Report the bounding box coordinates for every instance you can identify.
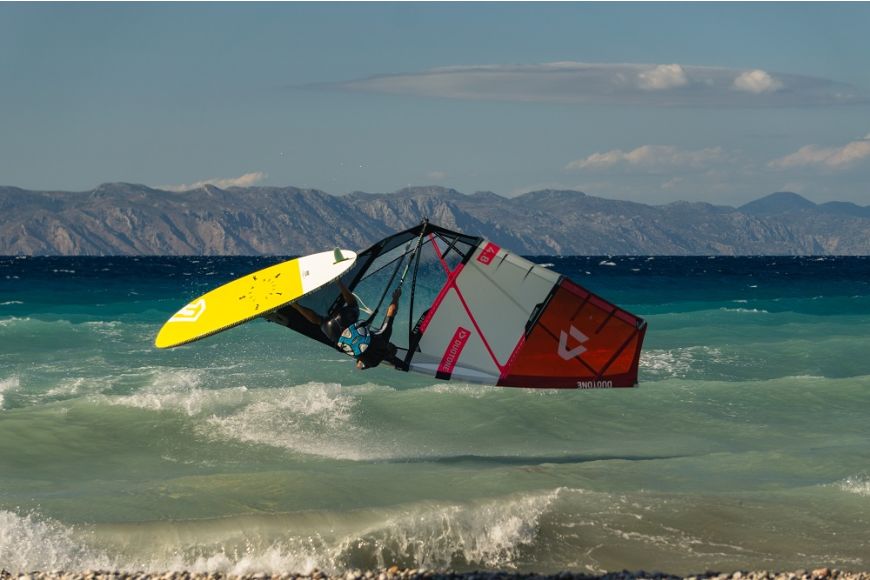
[337,322,371,357]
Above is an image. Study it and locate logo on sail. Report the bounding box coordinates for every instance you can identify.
[169,299,207,323]
[557,325,588,360]
[438,326,471,375]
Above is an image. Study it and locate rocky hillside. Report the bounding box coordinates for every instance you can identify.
[2,183,869,255]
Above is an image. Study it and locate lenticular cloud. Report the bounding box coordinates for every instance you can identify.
[321,61,866,107]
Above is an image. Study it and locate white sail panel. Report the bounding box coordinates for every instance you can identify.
[411,241,561,381]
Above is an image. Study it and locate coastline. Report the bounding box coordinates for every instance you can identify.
[3,569,870,580]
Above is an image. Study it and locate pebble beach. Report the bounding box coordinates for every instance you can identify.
[4,569,870,580]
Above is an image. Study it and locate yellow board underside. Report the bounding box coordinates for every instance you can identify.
[155,259,303,349]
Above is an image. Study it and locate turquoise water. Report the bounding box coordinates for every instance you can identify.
[1,256,869,575]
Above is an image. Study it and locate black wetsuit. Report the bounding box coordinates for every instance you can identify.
[357,315,399,369]
[323,299,399,369]
[321,303,359,343]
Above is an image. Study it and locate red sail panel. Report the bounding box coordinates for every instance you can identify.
[498,278,646,389]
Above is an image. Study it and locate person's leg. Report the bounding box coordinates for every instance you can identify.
[377,315,395,342]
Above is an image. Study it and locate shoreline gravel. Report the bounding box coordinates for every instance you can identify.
[3,568,870,580]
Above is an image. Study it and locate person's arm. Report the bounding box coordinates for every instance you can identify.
[290,302,323,325]
[338,280,357,308]
[386,288,401,318]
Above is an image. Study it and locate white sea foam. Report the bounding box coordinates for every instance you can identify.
[0,489,562,573]
[641,350,695,378]
[110,369,247,416]
[0,375,21,409]
[203,382,373,460]
[420,383,561,399]
[107,376,390,460]
[46,375,118,399]
[719,307,769,314]
[422,383,500,398]
[640,346,736,379]
[82,320,124,338]
[45,377,91,399]
[835,474,870,497]
[0,511,112,572]
[344,488,561,570]
[0,300,23,305]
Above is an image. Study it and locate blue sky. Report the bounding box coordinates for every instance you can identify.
[2,2,869,204]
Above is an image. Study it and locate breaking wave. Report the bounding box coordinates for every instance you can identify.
[0,489,560,573]
[0,375,21,410]
[835,474,870,497]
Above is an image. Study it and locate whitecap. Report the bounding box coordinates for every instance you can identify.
[82,320,124,338]
[835,474,870,497]
[0,375,21,409]
[346,488,562,570]
[109,369,246,416]
[422,382,500,398]
[0,510,113,572]
[640,346,738,379]
[45,376,118,399]
[0,316,31,327]
[0,488,566,573]
[202,382,372,460]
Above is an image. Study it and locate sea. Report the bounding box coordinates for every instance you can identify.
[1,255,869,575]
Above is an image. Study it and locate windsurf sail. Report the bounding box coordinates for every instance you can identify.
[267,222,646,389]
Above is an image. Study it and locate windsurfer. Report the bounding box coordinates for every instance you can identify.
[291,283,402,370]
[355,288,402,370]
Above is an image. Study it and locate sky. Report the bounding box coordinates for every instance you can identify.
[2,2,870,205]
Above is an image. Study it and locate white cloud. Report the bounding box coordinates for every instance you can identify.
[321,61,866,107]
[733,70,783,93]
[566,145,725,171]
[163,172,268,192]
[426,170,447,182]
[637,64,688,91]
[661,177,685,190]
[769,137,870,170]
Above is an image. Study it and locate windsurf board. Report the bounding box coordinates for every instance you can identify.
[154,249,357,349]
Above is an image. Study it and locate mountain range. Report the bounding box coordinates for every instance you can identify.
[2,183,869,255]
